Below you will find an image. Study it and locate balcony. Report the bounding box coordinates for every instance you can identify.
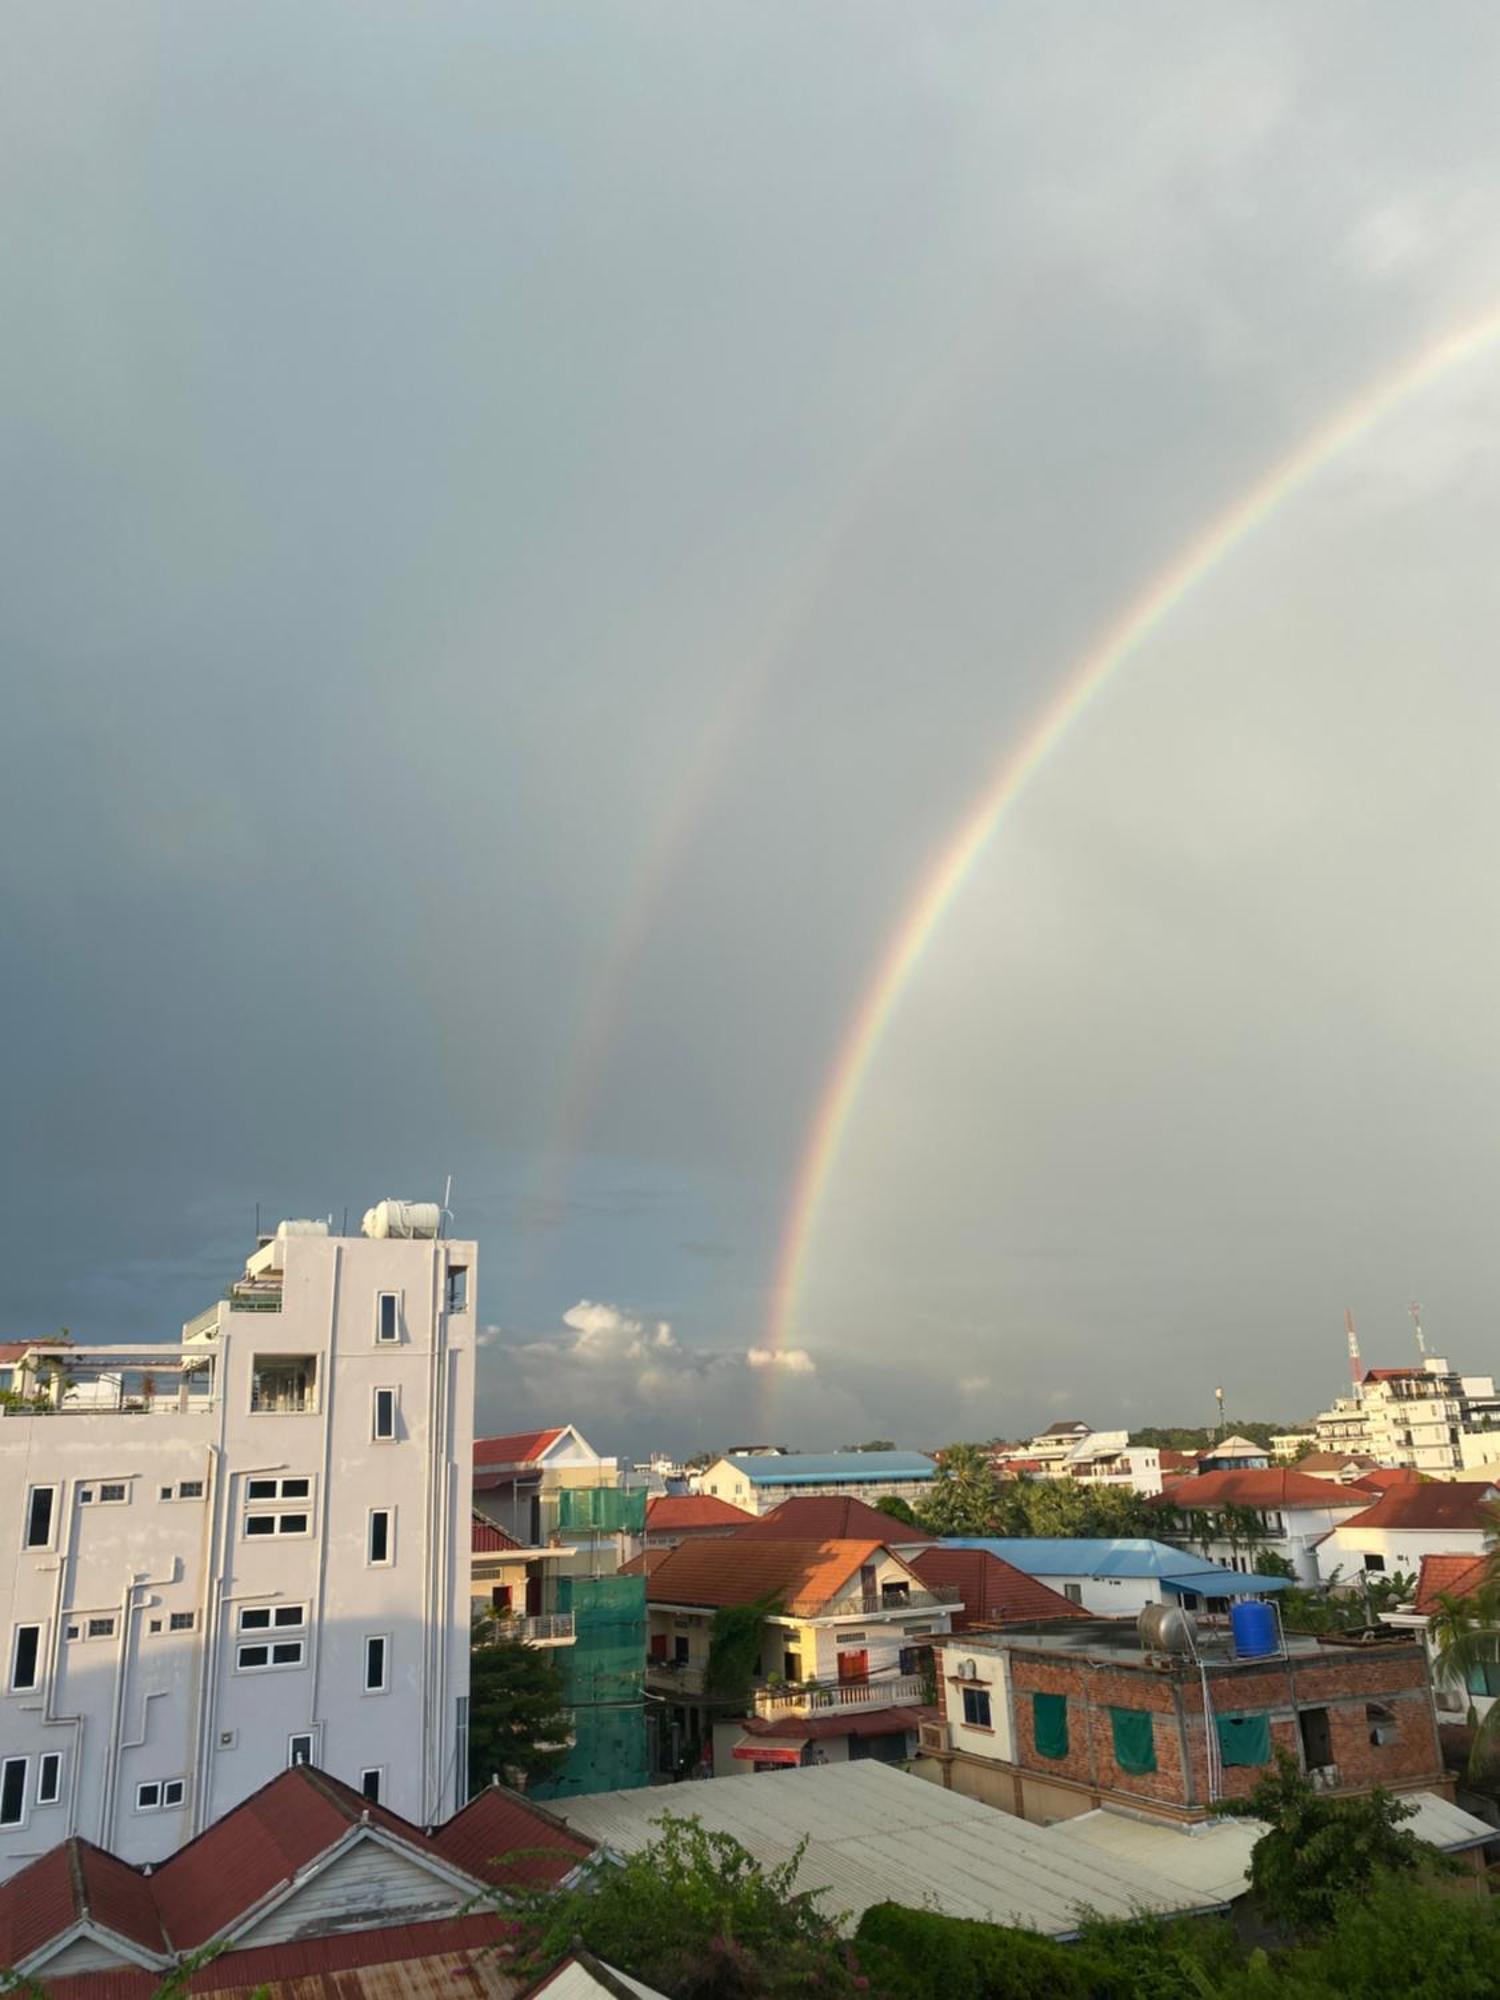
[506,1613,575,1645]
[791,1586,960,1620]
[647,1659,708,1695]
[751,1672,929,1719]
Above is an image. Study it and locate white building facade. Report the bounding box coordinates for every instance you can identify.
[0,1208,474,1881]
[1314,1360,1500,1474]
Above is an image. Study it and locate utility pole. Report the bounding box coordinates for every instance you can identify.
[1214,1385,1225,1438]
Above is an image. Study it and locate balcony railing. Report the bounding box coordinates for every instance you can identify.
[506,1613,575,1644]
[789,1586,960,1620]
[752,1672,928,1718]
[647,1659,707,1694]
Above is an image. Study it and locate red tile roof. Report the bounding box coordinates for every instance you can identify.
[645,1537,894,1613]
[645,1494,753,1531]
[431,1785,592,1889]
[0,1841,166,1968]
[472,1512,523,1552]
[1364,1367,1425,1382]
[909,1547,1087,1628]
[1338,1482,1498,1534]
[1295,1451,1377,1473]
[1414,1553,1490,1615]
[617,1547,671,1577]
[473,1428,566,1469]
[1159,1468,1368,1511]
[1351,1466,1422,1492]
[735,1494,932,1543]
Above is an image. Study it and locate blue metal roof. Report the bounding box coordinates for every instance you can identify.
[726,1450,937,1485]
[943,1537,1288,1593]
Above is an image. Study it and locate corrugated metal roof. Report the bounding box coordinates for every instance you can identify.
[943,1537,1287,1591]
[525,1956,670,2000]
[725,1451,936,1485]
[1053,1812,1259,1904]
[552,1762,1228,1937]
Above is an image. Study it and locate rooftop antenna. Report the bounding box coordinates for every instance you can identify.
[1346,1308,1363,1400]
[1214,1386,1225,1438]
[255,1202,260,1240]
[1410,1300,1427,1360]
[441,1172,454,1240]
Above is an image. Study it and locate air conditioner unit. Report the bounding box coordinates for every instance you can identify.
[919,1719,952,1754]
[1435,1690,1464,1714]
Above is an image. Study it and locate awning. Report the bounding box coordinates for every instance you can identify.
[730,1735,804,1765]
[1161,1572,1289,1598]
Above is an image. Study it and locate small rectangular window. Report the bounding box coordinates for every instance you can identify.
[288,1733,314,1768]
[12,1625,41,1691]
[36,1753,61,1806]
[239,1607,272,1631]
[961,1686,993,1728]
[236,1637,304,1672]
[446,1266,469,1314]
[273,1604,303,1629]
[135,1781,161,1811]
[178,1480,204,1499]
[364,1635,388,1692]
[376,1293,399,1343]
[360,1768,382,1802]
[247,1477,278,1500]
[79,1489,95,1505]
[373,1389,395,1441]
[162,1778,185,1808]
[169,1612,196,1632]
[86,1616,115,1640]
[239,1603,305,1633]
[368,1509,392,1566]
[280,1477,311,1500]
[250,1356,317,1414]
[0,1759,24,1827]
[24,1487,56,1550]
[98,1483,128,1504]
[244,1511,310,1538]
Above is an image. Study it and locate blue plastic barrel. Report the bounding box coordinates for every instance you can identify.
[1230,1598,1278,1659]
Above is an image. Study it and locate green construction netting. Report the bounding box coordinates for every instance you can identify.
[1216,1712,1272,1767]
[1110,1706,1157,1776]
[557,1485,648,1534]
[1032,1692,1069,1760]
[527,1571,649,1798]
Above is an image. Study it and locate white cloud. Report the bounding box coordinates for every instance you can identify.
[561,1299,678,1361]
[745,1345,816,1375]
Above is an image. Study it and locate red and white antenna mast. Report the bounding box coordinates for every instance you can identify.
[1346,1308,1363,1401]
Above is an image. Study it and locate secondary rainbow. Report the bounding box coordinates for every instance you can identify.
[763,304,1500,1386]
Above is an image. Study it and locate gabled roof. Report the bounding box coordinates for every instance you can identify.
[1414,1553,1490,1615]
[1352,1466,1422,1492]
[910,1547,1086,1626]
[0,1841,168,1969]
[1294,1451,1377,1473]
[474,1427,567,1469]
[735,1494,932,1543]
[645,1494,752,1531]
[941,1537,1288,1593]
[472,1512,523,1552]
[644,1537,899,1613]
[720,1450,936,1486]
[1336,1482,1498,1534]
[1203,1435,1267,1456]
[617,1546,671,1577]
[1159,1468,1367,1511]
[431,1784,593,1889]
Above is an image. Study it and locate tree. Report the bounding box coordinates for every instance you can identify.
[468,1622,572,1791]
[511,1811,860,1999]
[873,1494,918,1526]
[917,1444,1005,1536]
[706,1592,783,1702]
[1226,1749,1434,1930]
[842,1439,896,1453]
[1430,1576,1500,1767]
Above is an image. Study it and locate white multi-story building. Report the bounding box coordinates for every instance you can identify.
[1314,1359,1500,1474]
[0,1204,474,1882]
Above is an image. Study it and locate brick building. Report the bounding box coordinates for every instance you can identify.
[921,1617,1446,1826]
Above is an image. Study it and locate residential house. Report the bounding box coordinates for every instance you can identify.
[643,1494,753,1550]
[0,1208,475,1881]
[1052,1430,1164,1496]
[696,1450,937,1517]
[1157,1468,1371,1584]
[1270,1431,1319,1460]
[471,1425,649,1799]
[920,1616,1447,1826]
[1196,1436,1271,1474]
[0,1762,591,1997]
[939,1538,1292,1616]
[1389,1555,1497,1728]
[992,1421,1094,1477]
[1315,1482,1498,1589]
[470,1516,577,1647]
[732,1491,933,1551]
[640,1536,960,1777]
[1313,1358,1500,1474]
[1287,1450,1380,1485]
[906,1547,1089,1630]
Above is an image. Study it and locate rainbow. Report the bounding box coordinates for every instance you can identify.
[762,304,1500,1387]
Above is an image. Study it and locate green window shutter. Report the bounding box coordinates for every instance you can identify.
[1215,1712,1272,1767]
[1109,1706,1157,1775]
[1032,1691,1069,1759]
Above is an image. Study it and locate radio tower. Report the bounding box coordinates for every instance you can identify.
[1346,1308,1363,1401]
[1410,1301,1427,1360]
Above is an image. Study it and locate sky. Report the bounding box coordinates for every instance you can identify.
[6,4,1500,1457]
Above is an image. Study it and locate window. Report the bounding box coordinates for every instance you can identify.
[446,1265,469,1314]
[169,1611,196,1632]
[1299,1705,1333,1770]
[961,1686,993,1729]
[36,1753,61,1805]
[85,1616,116,1640]
[11,1625,41,1692]
[364,1635,389,1693]
[0,1759,24,1827]
[98,1483,128,1504]
[161,1480,206,1501]
[360,1768,382,1803]
[1363,1553,1386,1573]
[368,1509,393,1566]
[237,1638,306,1671]
[372,1388,396,1441]
[236,1604,306,1671]
[244,1511,310,1539]
[673,1635,690,1666]
[250,1356,317,1414]
[376,1292,400,1343]
[134,1778,184,1813]
[247,1476,311,1501]
[1063,1584,1084,1606]
[288,1733,314,1768]
[23,1487,56,1550]
[239,1604,306,1631]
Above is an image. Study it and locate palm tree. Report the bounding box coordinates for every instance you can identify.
[1428,1501,1500,1771]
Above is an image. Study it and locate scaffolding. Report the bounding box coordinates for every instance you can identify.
[530,1498,649,1797]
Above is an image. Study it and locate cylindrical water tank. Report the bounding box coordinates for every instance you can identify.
[275,1219,330,1238]
[361,1199,442,1240]
[1230,1598,1278,1659]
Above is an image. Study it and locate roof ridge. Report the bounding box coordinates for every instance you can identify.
[67,1837,88,1925]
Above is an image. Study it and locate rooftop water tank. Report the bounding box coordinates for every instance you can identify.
[275,1219,330,1238]
[1137,1603,1197,1655]
[1230,1598,1278,1660]
[361,1199,441,1240]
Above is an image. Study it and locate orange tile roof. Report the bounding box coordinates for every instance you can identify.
[909,1547,1087,1627]
[1414,1553,1490,1615]
[646,1494,753,1530]
[471,1512,523,1552]
[430,1785,592,1889]
[645,1537,893,1613]
[473,1428,566,1468]
[737,1495,933,1542]
[1338,1482,1498,1533]
[1159,1468,1367,1510]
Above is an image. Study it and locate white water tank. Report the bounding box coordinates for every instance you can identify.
[362,1199,441,1240]
[275,1219,330,1238]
